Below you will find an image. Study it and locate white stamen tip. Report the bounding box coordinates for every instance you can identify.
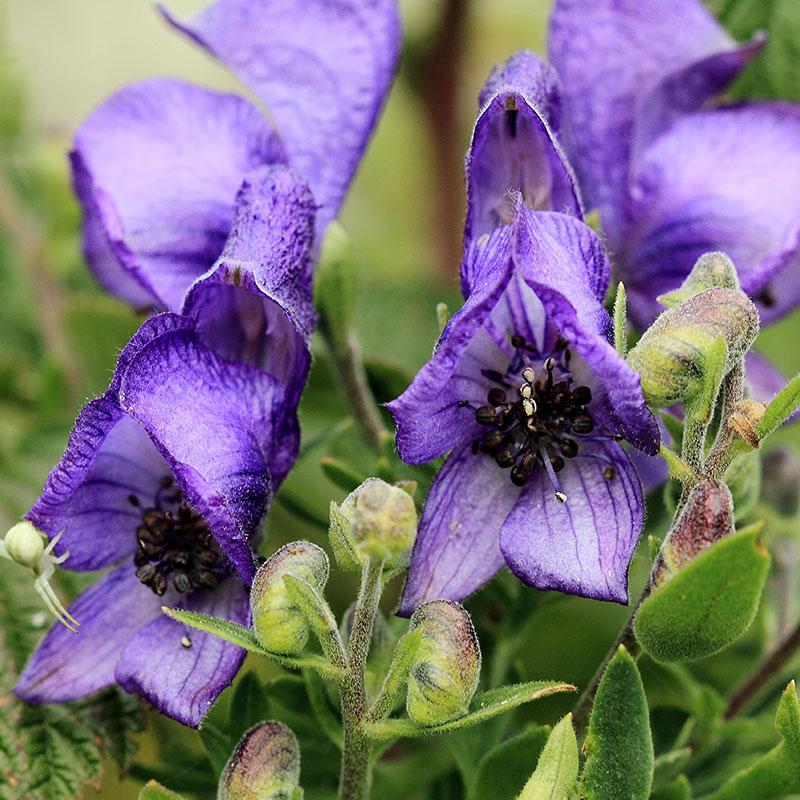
[523,399,536,416]
[555,491,568,504]
[545,357,555,371]
[520,384,532,399]
[522,367,535,383]
[181,635,193,649]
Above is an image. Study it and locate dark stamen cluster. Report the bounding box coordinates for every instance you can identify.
[129,477,224,596]
[463,335,611,492]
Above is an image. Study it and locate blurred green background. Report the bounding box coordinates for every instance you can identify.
[2,1,800,798]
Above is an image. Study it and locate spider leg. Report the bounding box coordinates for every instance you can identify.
[34,564,79,633]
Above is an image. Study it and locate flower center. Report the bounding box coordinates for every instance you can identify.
[128,477,225,596]
[462,334,617,500]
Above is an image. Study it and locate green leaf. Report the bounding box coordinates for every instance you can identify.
[635,525,771,662]
[364,358,414,405]
[651,775,691,800]
[652,748,692,788]
[228,671,272,743]
[518,715,578,800]
[468,725,548,800]
[581,647,653,800]
[138,779,187,800]
[699,682,800,799]
[320,457,366,493]
[757,372,800,442]
[614,282,628,357]
[161,606,344,679]
[361,681,575,741]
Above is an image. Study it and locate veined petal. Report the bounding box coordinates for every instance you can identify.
[72,79,285,312]
[182,165,315,400]
[15,564,165,703]
[465,51,582,257]
[500,440,643,603]
[26,397,166,571]
[397,442,517,616]
[116,578,250,728]
[622,104,800,326]
[118,318,281,583]
[512,207,659,454]
[162,0,401,235]
[388,228,514,464]
[549,0,760,241]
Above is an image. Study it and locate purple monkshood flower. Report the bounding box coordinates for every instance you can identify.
[14,167,317,727]
[73,0,400,314]
[14,314,287,727]
[389,201,659,614]
[469,1,800,328]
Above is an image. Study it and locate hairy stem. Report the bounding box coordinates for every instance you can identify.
[724,619,800,720]
[322,327,386,455]
[572,580,652,738]
[338,558,384,800]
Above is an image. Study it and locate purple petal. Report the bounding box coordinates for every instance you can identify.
[26,396,167,571]
[621,104,800,327]
[162,0,401,235]
[398,442,518,616]
[465,51,582,254]
[549,0,760,242]
[118,317,281,583]
[72,79,285,311]
[15,564,164,703]
[512,207,659,454]
[500,440,643,603]
[388,227,514,464]
[116,578,250,728]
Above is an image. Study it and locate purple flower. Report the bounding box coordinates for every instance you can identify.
[466,1,800,331]
[389,202,658,614]
[14,167,316,728]
[14,314,285,727]
[73,0,401,313]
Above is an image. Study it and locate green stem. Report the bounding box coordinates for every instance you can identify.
[723,618,800,720]
[338,558,384,800]
[321,327,386,455]
[572,579,652,738]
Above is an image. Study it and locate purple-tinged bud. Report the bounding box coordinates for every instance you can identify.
[627,287,759,409]
[218,721,301,800]
[761,447,800,517]
[653,480,735,586]
[250,542,329,654]
[350,478,417,560]
[406,600,481,726]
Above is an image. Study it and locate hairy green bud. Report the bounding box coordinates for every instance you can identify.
[218,721,302,800]
[350,478,417,560]
[250,542,329,654]
[406,600,481,726]
[4,520,44,568]
[653,480,735,587]
[657,251,740,308]
[627,287,758,409]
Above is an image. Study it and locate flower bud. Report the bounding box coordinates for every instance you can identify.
[652,480,735,586]
[4,521,44,568]
[657,251,740,308]
[760,447,800,517]
[627,287,759,409]
[406,600,481,726]
[218,721,301,800]
[350,478,417,560]
[250,542,329,654]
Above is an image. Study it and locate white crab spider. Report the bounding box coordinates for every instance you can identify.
[1,521,80,633]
